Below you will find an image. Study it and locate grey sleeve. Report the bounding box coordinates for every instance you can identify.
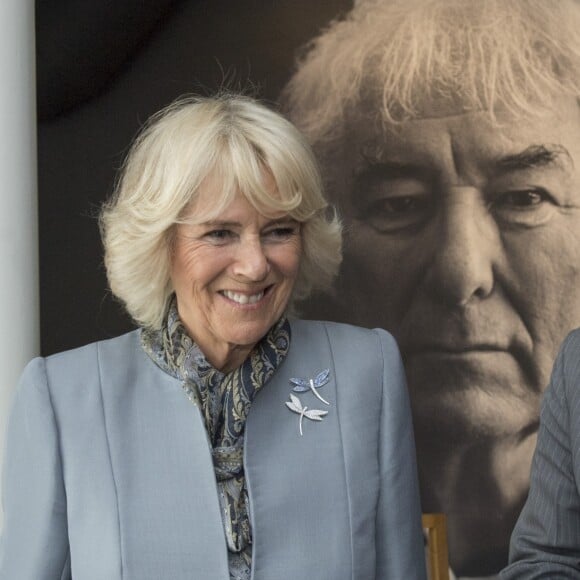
[0,358,71,580]
[501,331,580,579]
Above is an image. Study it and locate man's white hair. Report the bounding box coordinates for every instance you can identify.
[282,0,580,144]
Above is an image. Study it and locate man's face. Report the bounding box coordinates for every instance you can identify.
[333,97,580,441]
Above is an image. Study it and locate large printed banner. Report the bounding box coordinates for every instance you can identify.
[37,1,580,576]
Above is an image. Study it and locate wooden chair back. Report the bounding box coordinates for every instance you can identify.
[422,513,450,580]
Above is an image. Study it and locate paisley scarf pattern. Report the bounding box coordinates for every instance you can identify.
[140,298,291,579]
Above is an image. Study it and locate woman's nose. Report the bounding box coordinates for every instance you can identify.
[424,188,499,307]
[232,237,270,281]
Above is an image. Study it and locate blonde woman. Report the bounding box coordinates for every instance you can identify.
[0,94,425,580]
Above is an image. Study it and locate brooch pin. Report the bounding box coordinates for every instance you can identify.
[289,368,331,405]
[285,394,328,436]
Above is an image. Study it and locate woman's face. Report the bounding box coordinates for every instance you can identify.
[170,177,302,371]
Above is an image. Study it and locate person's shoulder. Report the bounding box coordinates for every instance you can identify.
[556,328,580,384]
[563,327,580,351]
[290,320,404,401]
[291,318,393,338]
[290,320,400,371]
[17,330,143,405]
[13,331,146,430]
[291,319,397,349]
[23,330,142,392]
[554,328,580,372]
[44,329,141,369]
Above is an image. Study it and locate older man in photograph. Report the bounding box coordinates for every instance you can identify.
[282,0,580,576]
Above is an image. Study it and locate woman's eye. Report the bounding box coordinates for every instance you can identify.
[263,226,299,241]
[205,229,235,243]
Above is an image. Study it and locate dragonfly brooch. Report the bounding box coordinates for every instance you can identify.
[285,394,328,436]
[289,368,331,405]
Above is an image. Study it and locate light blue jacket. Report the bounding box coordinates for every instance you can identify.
[0,320,426,579]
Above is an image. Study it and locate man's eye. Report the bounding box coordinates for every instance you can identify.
[382,197,424,213]
[492,188,558,227]
[358,194,434,233]
[495,189,552,208]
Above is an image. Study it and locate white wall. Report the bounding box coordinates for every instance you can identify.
[0,0,39,521]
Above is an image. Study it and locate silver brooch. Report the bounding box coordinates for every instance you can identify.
[289,368,331,405]
[285,394,328,436]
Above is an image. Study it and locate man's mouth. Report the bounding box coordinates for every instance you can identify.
[408,343,508,355]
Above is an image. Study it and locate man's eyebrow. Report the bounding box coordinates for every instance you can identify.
[495,144,573,172]
[355,159,433,181]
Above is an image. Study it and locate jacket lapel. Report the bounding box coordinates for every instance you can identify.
[102,343,230,579]
[245,321,353,580]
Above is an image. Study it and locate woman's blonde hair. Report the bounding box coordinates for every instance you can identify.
[100,94,342,329]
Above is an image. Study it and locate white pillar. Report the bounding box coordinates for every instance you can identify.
[0,0,39,517]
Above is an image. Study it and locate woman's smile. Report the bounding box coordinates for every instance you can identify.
[219,287,269,306]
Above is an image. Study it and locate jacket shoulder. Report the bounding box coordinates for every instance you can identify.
[45,330,140,375]
[555,328,580,399]
[291,319,398,353]
[291,318,394,338]
[562,327,580,354]
[35,330,144,400]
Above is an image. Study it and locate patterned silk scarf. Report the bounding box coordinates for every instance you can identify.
[140,299,291,579]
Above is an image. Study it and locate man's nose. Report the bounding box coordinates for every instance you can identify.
[425,189,498,307]
[232,237,270,281]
